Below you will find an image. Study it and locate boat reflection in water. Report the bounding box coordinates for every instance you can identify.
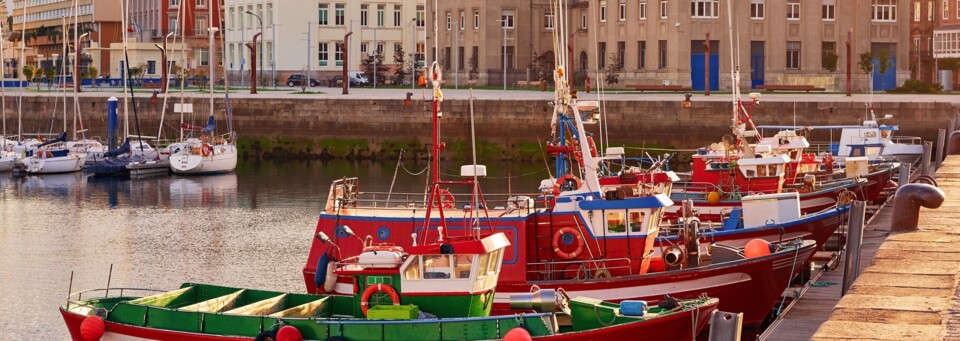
[168,173,238,208]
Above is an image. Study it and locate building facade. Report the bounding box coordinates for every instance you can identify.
[932,0,960,89]
[127,0,224,80]
[433,0,910,91]
[11,0,124,79]
[223,0,425,86]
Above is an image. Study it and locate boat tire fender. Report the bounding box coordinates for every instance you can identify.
[360,283,401,316]
[552,227,585,260]
[254,330,277,341]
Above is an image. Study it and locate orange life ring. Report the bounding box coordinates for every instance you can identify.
[553,174,582,196]
[432,188,455,209]
[201,143,212,157]
[552,227,585,260]
[360,283,400,316]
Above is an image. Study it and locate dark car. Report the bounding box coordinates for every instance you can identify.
[286,74,320,87]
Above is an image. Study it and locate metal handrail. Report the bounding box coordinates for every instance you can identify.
[526,257,633,280]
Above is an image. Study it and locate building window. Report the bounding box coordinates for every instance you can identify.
[459,10,464,30]
[318,4,328,26]
[822,42,836,70]
[443,47,451,70]
[914,1,921,21]
[228,7,235,29]
[658,40,667,68]
[600,1,607,22]
[267,3,273,26]
[446,12,451,30]
[502,10,515,28]
[751,0,764,19]
[396,6,403,27]
[823,0,835,20]
[619,0,627,21]
[196,48,209,66]
[474,10,480,29]
[335,4,345,26]
[691,0,719,18]
[360,42,368,55]
[930,0,934,20]
[598,42,607,68]
[660,0,669,19]
[267,42,273,67]
[873,0,898,21]
[417,5,425,27]
[617,41,625,67]
[640,0,647,19]
[458,46,465,69]
[957,0,960,18]
[361,4,368,26]
[787,0,800,20]
[335,42,343,66]
[787,41,801,70]
[545,10,555,29]
[196,0,206,6]
[377,5,385,26]
[147,60,156,75]
[944,0,949,19]
[582,12,588,28]
[638,41,646,69]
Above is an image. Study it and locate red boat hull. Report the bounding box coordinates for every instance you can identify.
[496,241,815,329]
[61,308,245,340]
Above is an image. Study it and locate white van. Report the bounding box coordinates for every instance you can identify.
[348,71,369,86]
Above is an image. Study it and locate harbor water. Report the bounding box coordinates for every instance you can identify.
[0,160,548,339]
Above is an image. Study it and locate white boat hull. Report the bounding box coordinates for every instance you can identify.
[170,145,237,174]
[0,157,14,172]
[23,154,86,174]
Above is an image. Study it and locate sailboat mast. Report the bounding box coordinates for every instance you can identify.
[1,20,6,142]
[121,0,129,139]
[62,17,68,135]
[17,0,25,141]
[208,0,216,132]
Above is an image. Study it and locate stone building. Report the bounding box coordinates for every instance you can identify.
[223,0,425,87]
[433,0,911,92]
[123,0,224,80]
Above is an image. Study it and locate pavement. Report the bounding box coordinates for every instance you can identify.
[7,86,960,103]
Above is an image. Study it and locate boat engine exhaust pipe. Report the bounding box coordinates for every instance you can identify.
[891,183,945,232]
[509,289,560,313]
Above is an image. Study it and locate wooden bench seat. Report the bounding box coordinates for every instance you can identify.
[756,84,825,92]
[626,84,693,92]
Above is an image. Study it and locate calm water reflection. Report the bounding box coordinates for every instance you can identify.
[0,160,546,339]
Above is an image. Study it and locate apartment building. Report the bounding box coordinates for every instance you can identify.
[932,0,960,88]
[125,0,224,79]
[223,0,425,86]
[11,0,124,78]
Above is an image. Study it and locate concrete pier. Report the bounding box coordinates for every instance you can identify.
[766,156,960,340]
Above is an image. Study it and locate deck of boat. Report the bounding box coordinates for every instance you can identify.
[762,155,960,340]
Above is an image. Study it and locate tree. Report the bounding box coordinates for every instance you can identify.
[361,50,389,85]
[822,49,839,72]
[858,51,873,92]
[468,50,479,81]
[22,65,34,86]
[128,63,147,86]
[393,46,410,85]
[876,49,892,90]
[195,69,207,89]
[604,53,624,86]
[87,66,99,87]
[528,51,555,84]
[44,67,55,90]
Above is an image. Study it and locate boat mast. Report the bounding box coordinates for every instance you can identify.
[208,0,216,134]
[17,1,24,141]
[1,19,6,143]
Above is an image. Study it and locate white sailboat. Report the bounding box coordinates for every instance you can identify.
[0,20,14,172]
[170,5,236,175]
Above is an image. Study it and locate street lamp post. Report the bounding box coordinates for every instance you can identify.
[498,20,508,91]
[410,18,417,90]
[74,32,89,93]
[245,32,261,94]
[245,11,264,87]
[156,32,174,93]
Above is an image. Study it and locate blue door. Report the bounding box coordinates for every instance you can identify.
[873,57,896,91]
[751,55,765,89]
[691,53,719,91]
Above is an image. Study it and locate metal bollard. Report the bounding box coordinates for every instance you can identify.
[841,201,866,297]
[891,184,945,233]
[922,141,933,176]
[708,311,743,341]
[948,130,960,155]
[898,163,911,189]
[937,129,946,169]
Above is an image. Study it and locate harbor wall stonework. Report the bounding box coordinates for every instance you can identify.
[2,95,957,160]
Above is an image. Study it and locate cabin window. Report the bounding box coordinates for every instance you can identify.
[745,168,756,177]
[454,255,474,279]
[756,165,768,177]
[423,255,452,279]
[865,131,877,138]
[629,211,646,233]
[607,211,626,233]
[489,249,503,273]
[477,252,490,278]
[403,256,421,279]
[789,150,800,160]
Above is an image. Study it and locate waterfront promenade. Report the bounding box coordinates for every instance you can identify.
[764,155,960,340]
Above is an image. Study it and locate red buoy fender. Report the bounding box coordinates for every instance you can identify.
[504,327,533,341]
[360,283,401,316]
[276,325,303,341]
[80,315,105,341]
[552,227,585,260]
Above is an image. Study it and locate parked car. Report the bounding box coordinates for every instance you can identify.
[286,74,320,87]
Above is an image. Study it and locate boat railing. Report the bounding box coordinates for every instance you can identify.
[672,181,723,194]
[890,136,922,145]
[526,257,633,281]
[65,287,168,310]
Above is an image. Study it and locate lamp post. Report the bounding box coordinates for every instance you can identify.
[245,11,264,87]
[155,32,175,93]
[74,32,89,92]
[410,18,417,90]
[245,32,261,94]
[498,19,508,91]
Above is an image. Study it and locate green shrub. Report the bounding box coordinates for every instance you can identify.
[889,79,942,94]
